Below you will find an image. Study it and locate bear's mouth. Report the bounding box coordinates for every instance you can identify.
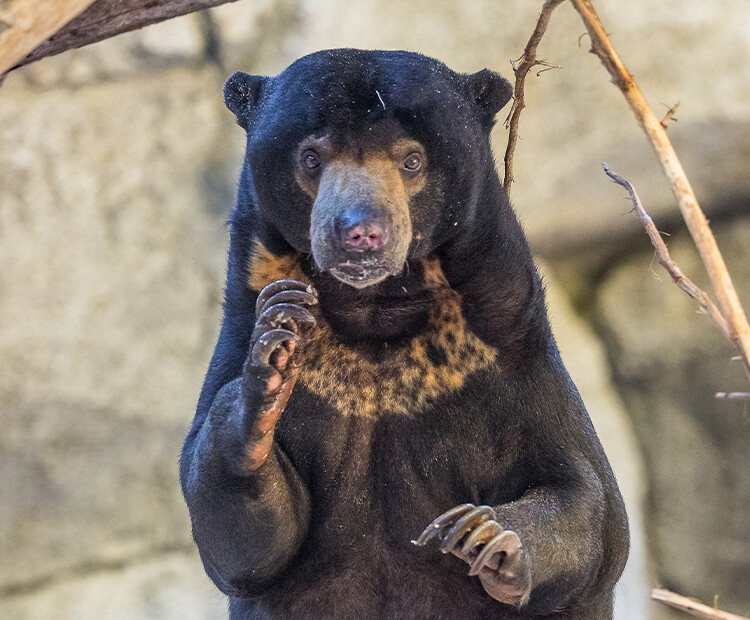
[329,259,393,288]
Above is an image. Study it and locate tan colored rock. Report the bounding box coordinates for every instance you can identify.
[16,15,207,88]
[0,66,233,590]
[209,0,299,70]
[0,551,225,620]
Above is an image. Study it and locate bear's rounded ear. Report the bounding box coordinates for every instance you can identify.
[224,71,266,129]
[464,69,513,125]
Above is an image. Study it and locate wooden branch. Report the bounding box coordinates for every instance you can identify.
[2,0,240,75]
[503,0,566,199]
[652,588,749,620]
[602,163,732,343]
[715,392,750,400]
[0,0,98,75]
[570,0,750,383]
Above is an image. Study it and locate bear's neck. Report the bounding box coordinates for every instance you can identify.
[435,179,552,359]
[246,234,548,366]
[302,256,446,345]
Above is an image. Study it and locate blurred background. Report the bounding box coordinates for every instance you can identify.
[0,0,748,618]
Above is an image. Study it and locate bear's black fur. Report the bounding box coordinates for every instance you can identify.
[180,49,629,619]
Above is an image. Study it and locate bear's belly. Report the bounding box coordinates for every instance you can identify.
[250,377,532,620]
[228,544,516,620]
[229,554,611,620]
[275,382,510,554]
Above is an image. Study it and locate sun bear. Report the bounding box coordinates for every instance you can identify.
[180,49,629,619]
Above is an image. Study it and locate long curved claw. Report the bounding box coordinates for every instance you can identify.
[256,303,316,332]
[468,530,522,577]
[255,280,317,316]
[413,504,475,547]
[258,288,318,316]
[439,505,495,554]
[250,329,301,368]
[461,518,503,557]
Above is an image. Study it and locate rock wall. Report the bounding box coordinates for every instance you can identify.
[0,64,231,619]
[1,0,749,617]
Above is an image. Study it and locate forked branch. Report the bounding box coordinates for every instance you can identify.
[503,0,566,198]
[0,0,239,75]
[602,164,731,342]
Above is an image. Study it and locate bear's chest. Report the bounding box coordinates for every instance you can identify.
[250,240,508,523]
[276,359,520,549]
[247,240,499,419]
[295,292,497,419]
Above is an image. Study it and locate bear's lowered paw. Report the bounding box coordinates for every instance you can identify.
[414,503,532,607]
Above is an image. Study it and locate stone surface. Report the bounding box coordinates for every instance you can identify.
[208,0,299,70]
[16,14,207,88]
[0,551,226,620]
[595,218,750,616]
[0,66,233,595]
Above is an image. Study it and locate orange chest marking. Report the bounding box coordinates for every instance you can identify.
[248,242,497,418]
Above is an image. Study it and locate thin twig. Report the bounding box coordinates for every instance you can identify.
[570,0,750,383]
[602,164,731,342]
[652,588,749,620]
[660,101,680,130]
[534,59,563,76]
[503,0,566,198]
[715,392,750,400]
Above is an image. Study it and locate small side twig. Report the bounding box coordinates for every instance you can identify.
[503,0,566,198]
[652,588,749,620]
[534,59,563,76]
[660,101,680,130]
[602,163,731,342]
[715,392,750,400]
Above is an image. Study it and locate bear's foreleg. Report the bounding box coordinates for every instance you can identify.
[180,279,317,597]
[415,463,611,613]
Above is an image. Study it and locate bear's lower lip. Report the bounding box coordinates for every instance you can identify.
[337,261,366,274]
[330,261,391,288]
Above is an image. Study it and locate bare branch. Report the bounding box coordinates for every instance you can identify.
[652,588,749,620]
[0,0,98,75]
[570,0,750,384]
[715,392,750,400]
[503,0,566,199]
[2,0,240,75]
[602,163,732,344]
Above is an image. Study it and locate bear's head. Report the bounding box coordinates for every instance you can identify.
[224,49,512,290]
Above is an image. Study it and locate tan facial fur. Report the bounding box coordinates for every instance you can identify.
[295,137,426,200]
[248,242,498,418]
[298,137,426,286]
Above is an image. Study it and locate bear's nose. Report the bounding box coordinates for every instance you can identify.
[334,207,389,251]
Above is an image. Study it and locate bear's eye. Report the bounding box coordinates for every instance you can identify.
[302,150,321,170]
[402,153,422,172]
